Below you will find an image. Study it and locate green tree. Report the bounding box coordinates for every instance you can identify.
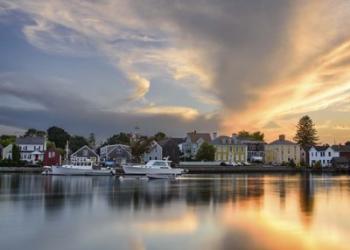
[0,135,16,147]
[294,116,318,148]
[69,135,89,153]
[12,144,21,162]
[131,138,153,162]
[47,126,70,149]
[196,142,216,161]
[238,131,264,141]
[106,133,130,145]
[24,128,46,137]
[154,132,166,141]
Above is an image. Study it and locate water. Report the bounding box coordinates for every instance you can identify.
[0,173,349,250]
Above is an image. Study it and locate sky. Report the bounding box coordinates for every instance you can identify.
[1,0,350,143]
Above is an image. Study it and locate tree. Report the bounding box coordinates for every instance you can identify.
[24,128,46,137]
[196,142,216,161]
[88,133,96,148]
[47,126,70,149]
[69,136,89,153]
[238,131,264,141]
[131,138,153,162]
[294,116,318,148]
[0,135,16,147]
[154,132,166,142]
[12,144,21,162]
[106,133,130,145]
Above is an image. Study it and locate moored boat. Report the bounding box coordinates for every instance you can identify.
[42,162,115,176]
[122,159,183,176]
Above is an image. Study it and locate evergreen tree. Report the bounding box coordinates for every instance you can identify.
[12,144,21,162]
[196,142,216,161]
[294,116,318,148]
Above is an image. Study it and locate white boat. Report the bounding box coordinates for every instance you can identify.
[122,159,183,176]
[42,162,115,176]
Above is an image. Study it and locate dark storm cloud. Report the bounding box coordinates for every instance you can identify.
[0,73,219,137]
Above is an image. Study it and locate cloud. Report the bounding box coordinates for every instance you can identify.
[2,1,350,143]
[0,73,218,137]
[135,105,199,120]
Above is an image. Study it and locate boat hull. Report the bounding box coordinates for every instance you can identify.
[122,165,183,175]
[43,166,115,176]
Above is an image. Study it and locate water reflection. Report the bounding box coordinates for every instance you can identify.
[0,174,349,250]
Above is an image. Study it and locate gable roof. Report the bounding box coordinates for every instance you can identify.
[269,138,296,145]
[331,145,350,153]
[16,136,45,145]
[311,145,330,151]
[169,137,186,145]
[71,145,99,158]
[187,132,211,143]
[211,136,232,145]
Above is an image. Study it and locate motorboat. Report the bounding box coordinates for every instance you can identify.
[122,159,183,176]
[42,162,115,176]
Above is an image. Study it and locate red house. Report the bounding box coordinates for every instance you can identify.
[43,149,61,166]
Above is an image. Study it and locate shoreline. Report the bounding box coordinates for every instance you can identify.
[0,165,349,174]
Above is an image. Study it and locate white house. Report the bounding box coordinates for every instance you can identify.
[16,136,47,164]
[143,140,162,162]
[70,145,99,165]
[2,144,12,160]
[182,131,212,159]
[309,145,339,167]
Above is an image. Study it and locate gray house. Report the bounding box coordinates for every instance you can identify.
[70,145,99,165]
[100,144,132,166]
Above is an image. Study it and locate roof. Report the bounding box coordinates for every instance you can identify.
[71,145,99,158]
[311,145,330,151]
[211,136,232,145]
[169,137,186,145]
[269,138,296,145]
[236,136,265,143]
[187,132,211,143]
[331,145,350,152]
[16,136,45,145]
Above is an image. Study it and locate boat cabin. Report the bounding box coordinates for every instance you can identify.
[145,160,171,169]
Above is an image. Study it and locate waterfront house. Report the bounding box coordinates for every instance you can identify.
[331,145,350,160]
[309,145,339,167]
[143,140,162,162]
[212,135,248,163]
[70,145,99,165]
[158,138,182,163]
[0,144,2,159]
[16,136,47,164]
[232,134,265,162]
[265,135,301,165]
[100,144,132,166]
[182,131,212,159]
[300,146,311,166]
[43,148,61,166]
[2,144,12,160]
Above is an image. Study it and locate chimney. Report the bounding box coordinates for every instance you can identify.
[194,130,197,135]
[279,134,285,141]
[212,132,217,139]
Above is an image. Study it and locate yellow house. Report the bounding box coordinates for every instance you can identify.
[212,136,247,163]
[265,135,301,165]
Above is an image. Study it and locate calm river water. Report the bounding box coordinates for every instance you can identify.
[0,173,349,250]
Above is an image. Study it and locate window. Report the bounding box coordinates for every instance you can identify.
[328,152,331,157]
